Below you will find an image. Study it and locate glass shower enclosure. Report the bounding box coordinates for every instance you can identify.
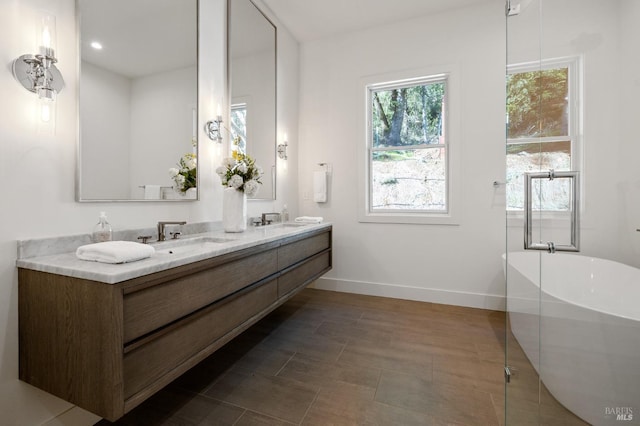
[505,0,640,424]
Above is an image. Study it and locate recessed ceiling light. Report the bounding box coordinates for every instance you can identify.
[90,41,103,50]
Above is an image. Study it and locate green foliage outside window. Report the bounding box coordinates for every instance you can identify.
[506,65,573,211]
[507,68,568,139]
[369,78,447,212]
[372,82,445,148]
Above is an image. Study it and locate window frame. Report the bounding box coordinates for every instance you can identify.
[506,56,582,215]
[358,67,460,225]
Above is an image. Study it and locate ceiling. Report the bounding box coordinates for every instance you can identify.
[79,0,197,78]
[78,0,499,78]
[261,0,499,43]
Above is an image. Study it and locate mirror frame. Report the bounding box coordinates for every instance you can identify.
[75,0,200,202]
[227,0,277,200]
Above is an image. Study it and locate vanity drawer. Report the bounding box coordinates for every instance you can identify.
[278,231,330,270]
[123,279,278,399]
[278,251,331,298]
[123,248,277,342]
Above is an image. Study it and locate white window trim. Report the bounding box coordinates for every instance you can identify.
[357,66,460,225]
[506,56,583,217]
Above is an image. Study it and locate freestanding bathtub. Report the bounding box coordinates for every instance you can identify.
[505,252,640,425]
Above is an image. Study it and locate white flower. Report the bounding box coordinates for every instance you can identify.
[215,166,226,176]
[184,156,197,170]
[175,174,185,185]
[168,167,180,178]
[223,157,236,168]
[228,174,243,189]
[237,162,248,174]
[244,179,259,197]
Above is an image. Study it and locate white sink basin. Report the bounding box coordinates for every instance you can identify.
[153,236,235,256]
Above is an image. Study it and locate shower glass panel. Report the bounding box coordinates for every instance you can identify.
[505,0,640,425]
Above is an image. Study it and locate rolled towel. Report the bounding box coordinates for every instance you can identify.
[294,216,323,224]
[76,241,155,264]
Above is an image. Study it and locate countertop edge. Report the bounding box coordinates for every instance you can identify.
[17,222,332,284]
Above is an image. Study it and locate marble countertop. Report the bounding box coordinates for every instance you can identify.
[16,222,331,284]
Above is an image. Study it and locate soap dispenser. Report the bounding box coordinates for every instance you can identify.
[281,204,289,222]
[92,212,113,243]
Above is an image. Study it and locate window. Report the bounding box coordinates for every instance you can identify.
[366,75,449,215]
[230,103,247,154]
[506,58,579,212]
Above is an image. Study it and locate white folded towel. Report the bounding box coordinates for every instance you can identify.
[294,216,324,224]
[313,171,327,203]
[76,241,155,264]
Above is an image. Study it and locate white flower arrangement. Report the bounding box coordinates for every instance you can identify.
[169,153,197,193]
[216,141,262,197]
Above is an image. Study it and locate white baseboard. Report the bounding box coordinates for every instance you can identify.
[310,277,506,311]
[43,406,101,426]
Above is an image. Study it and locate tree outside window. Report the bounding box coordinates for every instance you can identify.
[506,60,577,211]
[368,76,448,213]
[231,103,247,154]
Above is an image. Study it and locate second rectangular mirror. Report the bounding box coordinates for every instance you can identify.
[228,0,277,200]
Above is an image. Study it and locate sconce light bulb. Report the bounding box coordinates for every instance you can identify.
[38,14,56,57]
[41,102,51,123]
[284,133,288,143]
[42,27,51,48]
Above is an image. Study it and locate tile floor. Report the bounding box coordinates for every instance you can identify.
[96,288,582,425]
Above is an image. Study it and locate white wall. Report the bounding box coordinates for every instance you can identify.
[80,63,197,199]
[231,51,277,200]
[615,0,640,267]
[0,0,298,423]
[130,65,197,197]
[80,61,132,199]
[297,1,507,309]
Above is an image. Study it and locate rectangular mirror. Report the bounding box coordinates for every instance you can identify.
[77,0,198,201]
[228,0,277,200]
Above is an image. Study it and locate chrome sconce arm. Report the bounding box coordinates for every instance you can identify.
[205,116,223,142]
[12,53,65,99]
[277,133,289,160]
[277,141,288,160]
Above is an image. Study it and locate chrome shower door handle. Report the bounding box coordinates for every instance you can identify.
[524,170,580,253]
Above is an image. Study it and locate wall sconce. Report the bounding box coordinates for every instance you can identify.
[205,116,223,142]
[12,12,65,123]
[277,133,288,160]
[205,103,223,142]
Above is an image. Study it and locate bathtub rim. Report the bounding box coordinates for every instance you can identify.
[503,251,640,322]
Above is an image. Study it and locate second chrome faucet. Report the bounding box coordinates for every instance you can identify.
[157,221,187,241]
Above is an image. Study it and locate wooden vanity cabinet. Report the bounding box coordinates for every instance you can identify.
[18,227,331,421]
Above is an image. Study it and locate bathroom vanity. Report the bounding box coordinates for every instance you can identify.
[17,223,332,421]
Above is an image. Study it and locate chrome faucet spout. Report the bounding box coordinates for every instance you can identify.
[261,213,281,226]
[157,221,187,241]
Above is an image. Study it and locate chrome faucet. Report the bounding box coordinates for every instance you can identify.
[157,221,186,241]
[261,212,281,226]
